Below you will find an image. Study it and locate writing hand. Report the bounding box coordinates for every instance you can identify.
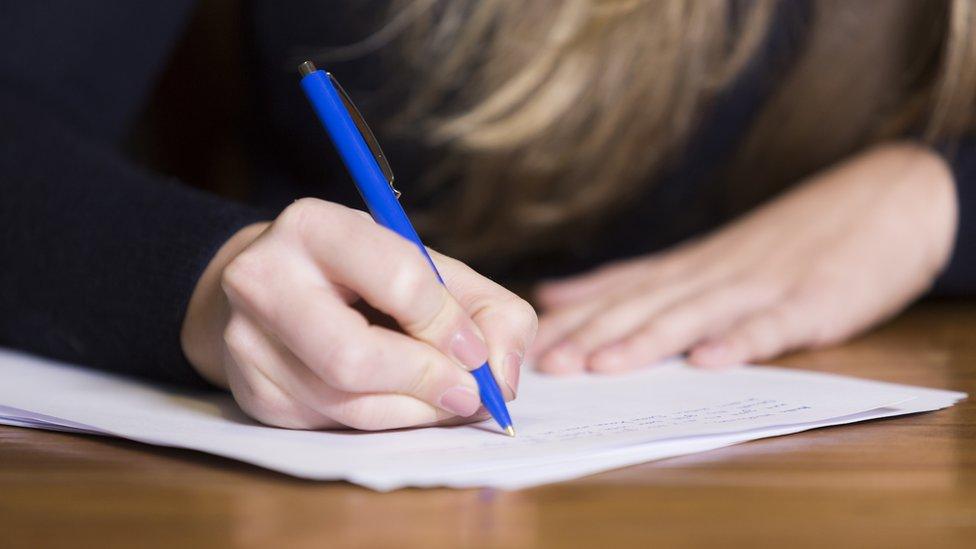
[182,198,536,430]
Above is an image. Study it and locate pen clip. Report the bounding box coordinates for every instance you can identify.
[327,72,400,199]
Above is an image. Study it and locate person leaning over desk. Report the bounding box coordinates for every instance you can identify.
[0,1,973,431]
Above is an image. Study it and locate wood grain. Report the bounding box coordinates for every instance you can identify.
[2,300,974,548]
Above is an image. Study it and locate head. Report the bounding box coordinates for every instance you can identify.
[324,0,976,261]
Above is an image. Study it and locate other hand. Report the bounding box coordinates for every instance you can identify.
[531,143,957,373]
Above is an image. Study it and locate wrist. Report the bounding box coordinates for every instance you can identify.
[181,222,271,387]
[881,141,958,274]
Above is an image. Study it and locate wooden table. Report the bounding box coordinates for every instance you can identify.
[1,300,974,548]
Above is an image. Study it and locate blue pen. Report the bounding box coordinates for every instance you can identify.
[299,61,515,437]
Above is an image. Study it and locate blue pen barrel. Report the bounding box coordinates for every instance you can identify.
[299,70,441,278]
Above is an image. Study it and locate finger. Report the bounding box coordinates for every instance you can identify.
[431,250,538,399]
[538,268,732,374]
[223,344,337,429]
[532,283,637,360]
[587,280,784,373]
[545,288,670,366]
[223,316,472,430]
[534,257,653,309]
[531,243,730,370]
[275,199,490,371]
[531,298,610,374]
[688,300,812,368]
[221,261,483,417]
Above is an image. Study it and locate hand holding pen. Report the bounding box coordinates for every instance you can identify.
[179,66,535,434]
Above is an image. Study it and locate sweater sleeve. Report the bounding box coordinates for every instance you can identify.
[0,2,268,387]
[933,136,976,296]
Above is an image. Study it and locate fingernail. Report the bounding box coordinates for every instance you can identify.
[503,352,523,397]
[450,327,489,369]
[438,386,481,417]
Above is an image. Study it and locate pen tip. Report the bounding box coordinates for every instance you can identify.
[504,426,516,437]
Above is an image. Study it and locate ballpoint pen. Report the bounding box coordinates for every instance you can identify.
[298,60,515,436]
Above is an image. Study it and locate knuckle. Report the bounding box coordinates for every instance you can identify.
[278,197,324,237]
[320,343,370,390]
[389,262,441,325]
[279,199,369,247]
[221,252,265,299]
[391,260,429,303]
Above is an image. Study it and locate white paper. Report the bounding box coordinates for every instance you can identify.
[386,392,957,491]
[0,348,964,490]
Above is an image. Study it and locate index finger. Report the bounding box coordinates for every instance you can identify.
[431,250,539,399]
[276,198,491,372]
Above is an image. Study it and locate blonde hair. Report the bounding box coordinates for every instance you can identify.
[325,0,976,259]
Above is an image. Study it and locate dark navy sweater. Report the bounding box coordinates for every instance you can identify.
[1,1,973,388]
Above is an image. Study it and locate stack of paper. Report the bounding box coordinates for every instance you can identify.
[0,348,964,491]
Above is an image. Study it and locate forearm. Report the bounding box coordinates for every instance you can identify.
[0,87,268,387]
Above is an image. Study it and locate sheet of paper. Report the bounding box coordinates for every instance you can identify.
[0,348,964,490]
[380,392,958,491]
